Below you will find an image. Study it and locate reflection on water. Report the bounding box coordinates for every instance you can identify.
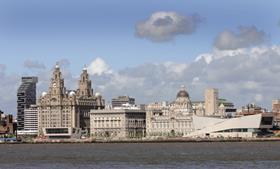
[0,142,280,169]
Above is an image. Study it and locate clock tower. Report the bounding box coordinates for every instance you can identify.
[76,66,93,97]
[38,63,105,136]
[49,63,66,97]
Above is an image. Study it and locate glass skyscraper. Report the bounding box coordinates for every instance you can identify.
[17,77,38,130]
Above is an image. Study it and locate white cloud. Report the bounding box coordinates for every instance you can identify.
[254,94,263,102]
[191,77,200,85]
[87,57,113,76]
[214,26,267,50]
[0,65,19,113]
[2,45,280,113]
[195,53,213,64]
[24,60,46,69]
[135,11,202,42]
[58,59,71,67]
[163,61,187,74]
[243,81,259,90]
[91,45,280,109]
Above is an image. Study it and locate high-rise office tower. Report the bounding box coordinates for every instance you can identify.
[17,77,38,130]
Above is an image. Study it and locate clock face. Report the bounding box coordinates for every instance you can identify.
[53,82,57,87]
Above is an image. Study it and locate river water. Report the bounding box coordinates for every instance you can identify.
[0,142,280,169]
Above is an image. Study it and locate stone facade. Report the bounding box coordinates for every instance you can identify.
[0,113,14,135]
[146,86,194,137]
[272,99,280,126]
[111,96,135,108]
[205,88,219,116]
[193,98,236,117]
[38,64,104,135]
[90,108,146,139]
[76,68,105,130]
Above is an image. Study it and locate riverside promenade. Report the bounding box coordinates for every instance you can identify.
[1,137,279,144]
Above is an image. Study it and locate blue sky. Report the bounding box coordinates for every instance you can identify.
[0,0,279,73]
[0,0,280,113]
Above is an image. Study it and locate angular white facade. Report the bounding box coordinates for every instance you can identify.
[186,113,273,138]
[24,105,38,132]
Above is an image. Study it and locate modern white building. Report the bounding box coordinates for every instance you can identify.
[186,113,274,138]
[21,105,38,135]
[42,127,82,139]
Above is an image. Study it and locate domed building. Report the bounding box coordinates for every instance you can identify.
[38,64,105,138]
[146,86,194,137]
[172,85,193,112]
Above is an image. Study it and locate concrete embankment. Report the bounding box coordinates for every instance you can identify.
[2,137,280,144]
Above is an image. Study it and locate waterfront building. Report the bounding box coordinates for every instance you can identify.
[187,113,274,138]
[76,67,105,131]
[42,127,83,139]
[192,101,205,116]
[193,98,236,117]
[272,99,280,126]
[21,105,38,135]
[90,105,146,139]
[0,113,15,135]
[38,64,105,137]
[17,77,38,130]
[112,96,135,108]
[205,88,218,116]
[217,99,236,117]
[237,103,267,116]
[146,86,194,137]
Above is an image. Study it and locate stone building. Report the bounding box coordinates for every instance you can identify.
[192,101,205,116]
[272,99,280,126]
[76,67,105,130]
[90,105,146,139]
[112,96,135,108]
[237,103,266,116]
[205,88,219,116]
[0,113,15,135]
[193,98,236,118]
[146,86,194,137]
[38,64,104,136]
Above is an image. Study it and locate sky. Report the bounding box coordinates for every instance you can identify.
[0,0,280,114]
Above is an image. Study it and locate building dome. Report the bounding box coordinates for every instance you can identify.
[176,85,189,98]
[83,64,87,71]
[41,92,47,97]
[69,91,76,96]
[55,63,60,69]
[95,92,102,98]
